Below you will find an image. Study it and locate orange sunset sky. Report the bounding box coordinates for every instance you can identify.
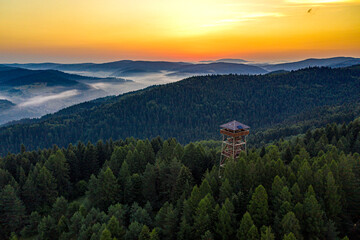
[0,0,360,63]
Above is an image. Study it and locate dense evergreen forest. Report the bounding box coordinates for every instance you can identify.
[1,118,360,240]
[1,66,360,154]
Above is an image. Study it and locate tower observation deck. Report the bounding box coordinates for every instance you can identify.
[219,120,250,173]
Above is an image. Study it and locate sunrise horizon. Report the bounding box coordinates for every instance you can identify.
[1,0,359,63]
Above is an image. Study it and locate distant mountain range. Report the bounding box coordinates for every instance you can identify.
[259,57,360,71]
[1,56,360,128]
[1,65,359,154]
[0,66,133,124]
[5,57,360,77]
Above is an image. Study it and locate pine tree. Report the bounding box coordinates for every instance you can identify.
[44,150,70,196]
[281,212,302,240]
[303,194,324,239]
[108,146,128,177]
[149,228,160,240]
[125,221,143,240]
[248,185,269,227]
[139,225,151,240]
[215,198,235,240]
[98,167,120,209]
[51,197,68,222]
[260,226,275,240]
[37,215,58,240]
[83,142,98,179]
[36,166,58,208]
[100,228,112,240]
[87,167,120,210]
[247,225,259,240]
[20,211,41,237]
[325,172,341,220]
[219,179,233,204]
[0,185,25,235]
[194,194,215,238]
[271,176,285,210]
[173,165,193,202]
[107,216,122,239]
[282,232,296,240]
[119,160,130,202]
[237,212,254,240]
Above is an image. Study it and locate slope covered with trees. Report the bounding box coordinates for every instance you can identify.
[0,118,359,239]
[0,66,360,154]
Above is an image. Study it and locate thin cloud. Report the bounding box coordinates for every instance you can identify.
[287,0,353,4]
[18,90,79,107]
[202,12,285,27]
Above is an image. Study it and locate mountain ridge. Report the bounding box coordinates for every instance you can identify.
[1,66,359,154]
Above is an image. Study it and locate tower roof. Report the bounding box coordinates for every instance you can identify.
[220,120,250,131]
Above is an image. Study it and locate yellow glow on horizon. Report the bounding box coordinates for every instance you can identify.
[0,0,359,62]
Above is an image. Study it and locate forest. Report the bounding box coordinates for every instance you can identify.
[0,66,360,154]
[1,117,359,240]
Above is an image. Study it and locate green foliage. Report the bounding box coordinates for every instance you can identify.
[281,212,301,240]
[237,212,254,240]
[260,226,275,240]
[45,150,70,196]
[247,225,259,240]
[0,185,25,237]
[38,215,58,240]
[215,198,235,240]
[325,172,341,220]
[139,225,150,240]
[282,232,297,240]
[2,67,360,154]
[125,221,143,240]
[248,185,269,227]
[303,194,325,239]
[193,194,215,238]
[87,167,119,210]
[100,228,112,240]
[1,118,360,239]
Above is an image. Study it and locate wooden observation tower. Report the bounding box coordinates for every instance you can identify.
[219,120,250,175]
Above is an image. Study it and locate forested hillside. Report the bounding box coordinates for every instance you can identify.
[1,66,360,154]
[1,118,360,239]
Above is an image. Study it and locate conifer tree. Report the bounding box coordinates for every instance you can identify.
[303,194,324,239]
[247,225,259,240]
[0,185,25,235]
[139,225,151,240]
[37,215,57,240]
[107,216,122,239]
[282,232,296,240]
[45,150,70,196]
[36,166,58,208]
[248,185,269,227]
[281,212,302,240]
[149,228,160,240]
[325,172,341,220]
[194,194,215,238]
[100,228,112,240]
[237,212,254,240]
[260,226,275,240]
[215,198,235,240]
[219,179,233,203]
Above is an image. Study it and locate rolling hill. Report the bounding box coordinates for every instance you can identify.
[0,67,134,125]
[261,57,360,71]
[6,57,360,78]
[0,99,15,111]
[0,66,359,154]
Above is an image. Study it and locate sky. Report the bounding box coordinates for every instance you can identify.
[0,0,360,63]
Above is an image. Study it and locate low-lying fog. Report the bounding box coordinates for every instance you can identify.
[0,71,187,125]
